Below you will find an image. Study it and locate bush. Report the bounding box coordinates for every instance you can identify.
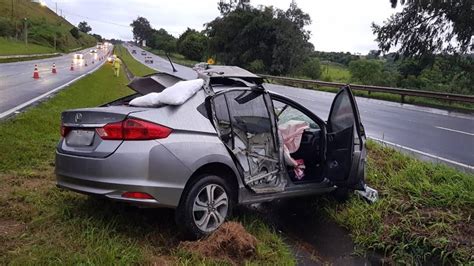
[0,17,15,37]
[301,58,322,79]
[348,59,383,85]
[248,59,265,73]
[69,27,80,39]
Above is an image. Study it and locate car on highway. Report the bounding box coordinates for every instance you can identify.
[55,65,375,238]
[144,56,154,64]
[106,56,114,63]
[74,53,84,60]
[90,49,97,54]
[141,51,146,56]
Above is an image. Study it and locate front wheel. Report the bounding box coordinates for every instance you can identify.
[176,175,234,238]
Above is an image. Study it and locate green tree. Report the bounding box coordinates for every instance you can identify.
[348,59,383,85]
[130,17,153,44]
[149,28,176,52]
[372,0,473,56]
[78,21,91,33]
[177,28,208,61]
[206,2,312,75]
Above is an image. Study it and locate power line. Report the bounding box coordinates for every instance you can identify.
[61,10,131,28]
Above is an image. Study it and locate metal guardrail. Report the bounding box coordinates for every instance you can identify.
[259,74,474,104]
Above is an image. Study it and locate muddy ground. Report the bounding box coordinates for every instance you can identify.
[241,197,384,266]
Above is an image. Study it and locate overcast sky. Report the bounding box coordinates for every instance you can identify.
[44,0,402,54]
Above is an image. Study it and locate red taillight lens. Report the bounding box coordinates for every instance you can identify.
[96,121,123,140]
[96,118,172,140]
[122,192,154,199]
[61,125,71,137]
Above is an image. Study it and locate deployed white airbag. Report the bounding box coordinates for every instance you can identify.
[129,78,204,107]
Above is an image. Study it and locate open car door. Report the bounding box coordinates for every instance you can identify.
[209,89,286,193]
[325,86,366,190]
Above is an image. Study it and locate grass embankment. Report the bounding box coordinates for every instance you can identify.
[319,62,351,82]
[0,63,293,264]
[0,37,56,56]
[319,141,474,264]
[0,0,96,53]
[115,44,156,77]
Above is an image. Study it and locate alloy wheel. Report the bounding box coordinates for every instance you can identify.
[192,184,228,232]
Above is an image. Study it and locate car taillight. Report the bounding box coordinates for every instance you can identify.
[96,118,172,140]
[60,125,71,137]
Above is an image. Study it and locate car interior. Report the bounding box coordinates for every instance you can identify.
[272,98,326,184]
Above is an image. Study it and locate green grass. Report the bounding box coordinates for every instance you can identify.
[0,62,294,265]
[319,62,351,82]
[0,0,96,52]
[0,37,56,56]
[115,44,156,77]
[316,140,474,264]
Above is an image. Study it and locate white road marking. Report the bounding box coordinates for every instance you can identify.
[369,137,474,172]
[435,126,474,136]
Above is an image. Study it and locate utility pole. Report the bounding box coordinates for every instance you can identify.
[11,0,13,20]
[24,18,28,46]
[55,2,58,14]
[54,34,57,51]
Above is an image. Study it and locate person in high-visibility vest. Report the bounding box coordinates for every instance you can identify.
[113,55,122,77]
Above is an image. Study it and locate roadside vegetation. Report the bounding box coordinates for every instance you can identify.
[316,141,474,264]
[0,0,97,54]
[0,62,293,265]
[0,37,55,55]
[115,44,156,77]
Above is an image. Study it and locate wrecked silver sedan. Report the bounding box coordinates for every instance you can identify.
[55,65,376,238]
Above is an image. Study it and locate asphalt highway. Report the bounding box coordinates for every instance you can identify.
[0,46,112,118]
[125,44,474,168]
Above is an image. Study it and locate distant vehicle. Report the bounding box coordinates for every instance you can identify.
[74,53,84,60]
[141,51,146,56]
[144,56,153,64]
[107,56,114,63]
[90,49,97,54]
[97,42,104,49]
[55,65,375,238]
[132,50,137,54]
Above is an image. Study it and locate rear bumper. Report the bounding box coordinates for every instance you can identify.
[55,140,193,208]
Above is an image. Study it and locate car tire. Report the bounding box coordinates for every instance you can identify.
[176,175,234,239]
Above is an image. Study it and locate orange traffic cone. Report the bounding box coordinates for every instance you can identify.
[85,61,88,67]
[92,60,95,64]
[52,63,57,74]
[33,64,40,79]
[70,62,74,71]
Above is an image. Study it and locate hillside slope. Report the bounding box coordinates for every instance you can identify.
[0,0,96,54]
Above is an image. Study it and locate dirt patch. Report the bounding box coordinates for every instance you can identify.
[180,222,258,264]
[147,255,176,266]
[0,219,25,237]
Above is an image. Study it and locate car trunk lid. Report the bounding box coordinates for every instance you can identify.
[58,106,148,158]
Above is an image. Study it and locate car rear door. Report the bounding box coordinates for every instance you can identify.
[325,86,366,190]
[209,88,286,193]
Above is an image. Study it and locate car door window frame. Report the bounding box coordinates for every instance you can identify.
[327,87,364,150]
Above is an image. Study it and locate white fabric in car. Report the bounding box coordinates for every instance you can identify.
[129,78,204,107]
[278,120,309,167]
